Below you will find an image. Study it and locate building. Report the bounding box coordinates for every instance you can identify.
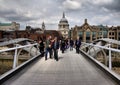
[108,26,116,40]
[72,19,100,42]
[107,26,120,48]
[44,30,62,40]
[72,19,120,48]
[107,26,120,41]
[0,22,20,31]
[0,31,3,40]
[117,26,120,41]
[0,23,62,42]
[41,21,45,33]
[26,21,45,34]
[97,25,108,39]
[58,12,69,38]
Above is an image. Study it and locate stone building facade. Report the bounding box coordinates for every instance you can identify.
[97,25,108,39]
[72,19,100,42]
[107,26,120,41]
[108,26,116,40]
[58,12,69,38]
[117,26,120,41]
[0,22,20,31]
[72,19,120,44]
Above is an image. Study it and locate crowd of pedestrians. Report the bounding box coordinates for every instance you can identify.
[38,36,81,61]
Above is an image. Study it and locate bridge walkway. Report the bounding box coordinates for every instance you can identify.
[2,49,118,85]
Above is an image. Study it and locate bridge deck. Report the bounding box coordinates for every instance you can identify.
[2,49,118,85]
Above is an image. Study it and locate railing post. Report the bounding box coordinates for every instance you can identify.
[109,44,112,70]
[13,44,18,69]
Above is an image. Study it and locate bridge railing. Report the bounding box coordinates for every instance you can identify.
[0,43,39,69]
[81,42,120,70]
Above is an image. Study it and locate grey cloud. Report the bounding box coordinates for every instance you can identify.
[62,0,82,10]
[0,0,119,30]
[5,14,37,22]
[88,0,120,12]
[0,10,16,16]
[105,0,120,12]
[0,9,38,22]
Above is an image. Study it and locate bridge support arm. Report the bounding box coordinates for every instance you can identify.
[13,45,18,69]
[109,44,112,70]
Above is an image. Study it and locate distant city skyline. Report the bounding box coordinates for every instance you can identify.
[0,0,120,30]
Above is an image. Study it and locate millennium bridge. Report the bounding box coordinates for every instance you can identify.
[0,38,120,85]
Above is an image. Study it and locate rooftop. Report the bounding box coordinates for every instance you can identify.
[0,23,12,26]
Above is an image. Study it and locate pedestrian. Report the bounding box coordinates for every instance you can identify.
[45,36,52,60]
[53,37,59,61]
[60,38,65,53]
[70,38,74,51]
[65,39,69,49]
[39,38,44,57]
[49,36,54,58]
[75,37,81,54]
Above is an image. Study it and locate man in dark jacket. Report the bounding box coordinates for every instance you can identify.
[39,38,44,57]
[60,38,65,53]
[53,37,59,61]
[75,37,81,54]
[70,38,74,51]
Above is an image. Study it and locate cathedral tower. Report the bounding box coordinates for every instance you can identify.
[58,12,69,38]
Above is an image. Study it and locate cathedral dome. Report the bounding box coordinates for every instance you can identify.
[59,12,68,23]
[60,18,68,23]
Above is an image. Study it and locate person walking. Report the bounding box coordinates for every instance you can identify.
[69,38,74,51]
[39,38,44,57]
[75,37,81,54]
[65,39,69,49]
[53,37,59,61]
[45,36,52,60]
[60,38,65,53]
[49,36,54,58]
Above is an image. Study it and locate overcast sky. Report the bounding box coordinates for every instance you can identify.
[0,0,120,30]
